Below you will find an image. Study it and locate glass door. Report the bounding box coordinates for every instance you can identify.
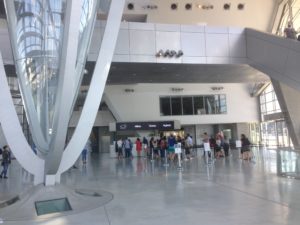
[276,120,290,147]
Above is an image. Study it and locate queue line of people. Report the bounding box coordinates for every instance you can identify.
[115,134,194,161]
[202,132,252,160]
[202,131,230,159]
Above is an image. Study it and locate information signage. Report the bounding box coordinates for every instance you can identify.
[175,143,182,154]
[204,143,211,152]
[236,140,242,148]
[116,121,174,131]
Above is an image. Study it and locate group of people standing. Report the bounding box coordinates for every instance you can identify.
[115,134,194,161]
[202,132,230,158]
[201,131,251,160]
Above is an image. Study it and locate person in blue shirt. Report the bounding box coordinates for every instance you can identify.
[167,134,176,160]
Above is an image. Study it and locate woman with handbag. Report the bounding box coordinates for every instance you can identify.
[0,145,11,179]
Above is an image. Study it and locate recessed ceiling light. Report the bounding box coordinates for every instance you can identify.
[237,3,245,10]
[127,3,134,10]
[223,3,230,10]
[171,3,178,10]
[185,3,192,10]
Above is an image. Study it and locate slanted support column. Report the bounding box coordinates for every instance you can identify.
[55,0,125,182]
[272,79,300,149]
[0,53,45,185]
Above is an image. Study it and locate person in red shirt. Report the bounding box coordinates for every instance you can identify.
[135,138,142,157]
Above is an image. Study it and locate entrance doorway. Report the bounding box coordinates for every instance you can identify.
[100,136,110,153]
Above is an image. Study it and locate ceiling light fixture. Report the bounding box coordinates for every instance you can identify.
[169,50,177,57]
[171,87,184,92]
[185,3,192,10]
[171,3,178,10]
[223,3,230,10]
[124,88,134,93]
[127,3,134,10]
[156,49,164,57]
[211,86,224,91]
[197,4,213,10]
[156,50,184,58]
[142,4,158,10]
[164,50,170,57]
[237,3,245,10]
[176,50,183,58]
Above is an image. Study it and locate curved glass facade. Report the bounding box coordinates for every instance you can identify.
[5,0,99,152]
[10,0,66,139]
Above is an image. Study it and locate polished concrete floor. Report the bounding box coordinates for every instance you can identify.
[1,148,300,224]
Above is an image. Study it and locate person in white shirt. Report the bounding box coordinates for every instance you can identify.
[185,134,193,159]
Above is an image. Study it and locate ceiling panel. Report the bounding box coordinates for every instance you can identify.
[83,62,270,85]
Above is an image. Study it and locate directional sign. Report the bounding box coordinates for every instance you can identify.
[116,121,174,131]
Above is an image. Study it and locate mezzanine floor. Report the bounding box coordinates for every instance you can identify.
[1,148,300,225]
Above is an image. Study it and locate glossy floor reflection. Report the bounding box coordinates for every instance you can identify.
[1,148,300,224]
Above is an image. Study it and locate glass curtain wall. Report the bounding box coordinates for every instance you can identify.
[275,0,300,36]
[160,95,227,116]
[249,123,260,145]
[7,76,32,144]
[259,84,291,147]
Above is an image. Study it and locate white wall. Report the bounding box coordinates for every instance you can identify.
[69,110,116,127]
[123,0,277,32]
[111,23,247,64]
[104,83,259,125]
[2,20,246,65]
[0,2,277,65]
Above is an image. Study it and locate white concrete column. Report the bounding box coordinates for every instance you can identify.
[56,0,125,182]
[272,79,300,149]
[0,53,45,185]
[44,0,81,176]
